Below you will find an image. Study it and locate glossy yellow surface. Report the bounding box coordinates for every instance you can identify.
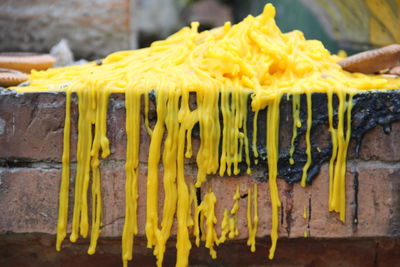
[12,3,400,266]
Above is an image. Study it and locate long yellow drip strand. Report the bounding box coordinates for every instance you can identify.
[88,87,110,254]
[56,89,71,251]
[122,88,141,266]
[217,88,251,176]
[289,94,301,165]
[176,89,192,267]
[247,183,258,252]
[219,90,230,176]
[327,90,338,210]
[329,91,354,221]
[188,182,197,228]
[266,95,282,260]
[145,88,166,257]
[241,92,252,174]
[252,110,259,163]
[196,89,220,187]
[157,89,179,266]
[70,89,93,242]
[301,92,312,187]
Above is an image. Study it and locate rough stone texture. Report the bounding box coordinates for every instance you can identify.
[0,0,134,59]
[1,91,400,265]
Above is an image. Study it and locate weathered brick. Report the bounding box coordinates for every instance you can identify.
[100,163,198,237]
[0,92,153,163]
[349,121,400,161]
[5,90,400,165]
[203,162,400,240]
[376,239,400,267]
[0,168,60,234]
[0,92,71,162]
[3,234,399,267]
[204,172,285,239]
[2,90,400,265]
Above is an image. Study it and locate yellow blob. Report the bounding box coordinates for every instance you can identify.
[220,185,241,243]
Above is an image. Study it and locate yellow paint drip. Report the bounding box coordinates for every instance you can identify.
[247,184,258,252]
[301,92,312,187]
[266,95,282,260]
[220,185,240,243]
[122,88,141,266]
[196,189,219,259]
[56,88,71,251]
[11,2,400,266]
[304,231,309,238]
[289,93,301,165]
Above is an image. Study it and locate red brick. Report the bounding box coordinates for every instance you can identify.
[204,171,283,239]
[0,168,60,234]
[2,234,393,267]
[376,239,400,267]
[0,92,71,162]
[203,161,400,240]
[349,121,400,161]
[288,162,398,238]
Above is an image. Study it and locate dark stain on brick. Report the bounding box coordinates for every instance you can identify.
[283,183,294,237]
[352,170,359,233]
[389,169,400,236]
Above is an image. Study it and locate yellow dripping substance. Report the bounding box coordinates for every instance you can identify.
[219,185,240,243]
[328,91,354,221]
[11,2,400,266]
[56,88,71,251]
[68,82,110,253]
[247,184,258,252]
[304,231,309,238]
[300,92,312,187]
[145,86,169,266]
[266,95,282,259]
[289,94,301,165]
[252,110,260,164]
[175,88,192,267]
[219,89,251,176]
[195,188,219,259]
[122,88,141,266]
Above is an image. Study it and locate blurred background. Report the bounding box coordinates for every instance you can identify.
[0,0,399,60]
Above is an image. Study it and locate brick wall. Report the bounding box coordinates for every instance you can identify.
[1,90,400,265]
